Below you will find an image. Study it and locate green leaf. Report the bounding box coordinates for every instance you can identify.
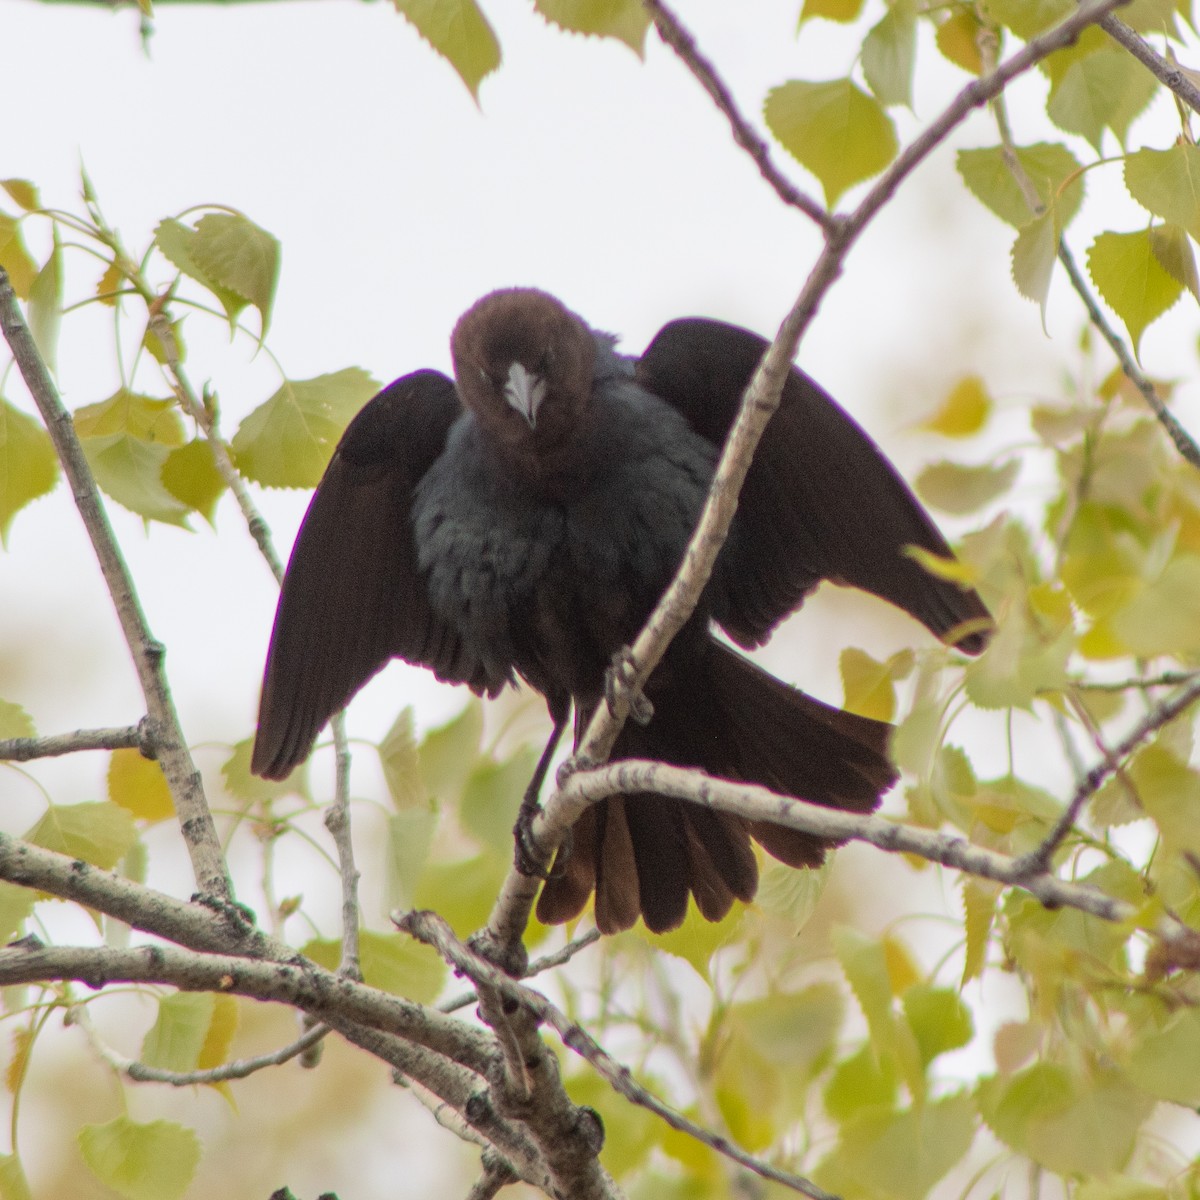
[862,4,916,108]
[140,993,214,1072]
[534,0,650,53]
[824,1042,899,1121]
[978,1064,1152,1176]
[0,217,37,300]
[1088,227,1184,355]
[220,736,306,801]
[0,1153,33,1200]
[919,375,992,437]
[1149,222,1199,300]
[196,993,239,1074]
[646,896,742,981]
[816,1092,976,1200]
[957,143,1084,230]
[379,708,424,809]
[27,240,62,376]
[393,0,501,99]
[385,808,438,911]
[416,852,509,937]
[764,79,898,207]
[303,930,446,1003]
[187,213,280,338]
[161,439,226,525]
[1011,209,1060,327]
[0,181,39,213]
[1127,1007,1200,1105]
[79,432,191,527]
[757,857,831,935]
[78,1117,200,1200]
[418,700,485,801]
[961,878,999,986]
[935,8,984,75]
[902,983,973,1066]
[0,401,57,545]
[964,586,1073,710]
[75,391,184,444]
[983,0,1070,38]
[231,369,379,489]
[1111,552,1200,657]
[915,459,1018,516]
[459,747,537,854]
[1046,46,1158,152]
[0,699,34,740]
[840,646,914,721]
[155,218,247,329]
[0,885,35,946]
[1126,742,1200,857]
[799,0,864,20]
[728,984,844,1083]
[108,748,174,822]
[27,802,136,870]
[1124,143,1200,242]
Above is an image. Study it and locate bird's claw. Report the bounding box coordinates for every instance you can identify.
[605,647,653,725]
[512,799,574,881]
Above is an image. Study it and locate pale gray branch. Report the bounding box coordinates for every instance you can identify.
[401,910,835,1200]
[0,266,232,902]
[0,722,150,762]
[1100,12,1200,115]
[642,0,833,231]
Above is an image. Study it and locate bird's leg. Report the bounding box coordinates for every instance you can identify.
[512,707,569,879]
[605,646,654,725]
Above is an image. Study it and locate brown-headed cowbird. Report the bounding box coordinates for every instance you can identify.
[252,289,991,934]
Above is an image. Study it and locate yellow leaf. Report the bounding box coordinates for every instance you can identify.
[919,375,992,436]
[109,749,175,822]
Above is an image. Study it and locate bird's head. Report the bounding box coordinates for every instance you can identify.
[451,289,597,451]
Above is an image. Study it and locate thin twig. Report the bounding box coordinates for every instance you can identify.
[1056,240,1200,469]
[465,1153,519,1200]
[397,914,615,1200]
[325,710,362,980]
[1099,12,1200,115]
[0,722,150,762]
[0,266,232,903]
[71,999,330,1085]
[642,0,834,232]
[1015,676,1200,875]
[440,930,602,1014]
[402,910,837,1200]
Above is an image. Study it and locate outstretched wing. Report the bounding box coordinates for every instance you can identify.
[636,318,992,653]
[252,370,503,780]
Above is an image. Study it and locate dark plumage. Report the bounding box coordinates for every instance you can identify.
[252,288,992,934]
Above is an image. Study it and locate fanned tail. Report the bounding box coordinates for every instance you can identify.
[536,639,895,934]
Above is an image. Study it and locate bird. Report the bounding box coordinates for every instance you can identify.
[251,288,992,935]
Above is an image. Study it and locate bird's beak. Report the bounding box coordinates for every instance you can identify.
[504,362,547,428]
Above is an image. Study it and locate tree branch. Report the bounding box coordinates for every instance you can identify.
[401,910,836,1200]
[0,722,150,762]
[1099,12,1200,115]
[642,0,834,232]
[0,265,232,902]
[0,939,494,1074]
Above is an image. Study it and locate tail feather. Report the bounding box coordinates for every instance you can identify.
[536,638,896,934]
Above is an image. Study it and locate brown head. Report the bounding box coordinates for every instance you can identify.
[451,289,598,463]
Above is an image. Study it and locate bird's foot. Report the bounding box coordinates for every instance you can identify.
[605,647,653,725]
[512,796,574,881]
[512,795,554,879]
